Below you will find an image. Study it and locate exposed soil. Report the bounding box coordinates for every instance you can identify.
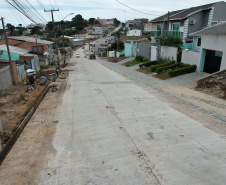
[0,69,55,148]
[196,74,226,99]
[153,74,170,80]
[106,56,127,63]
[136,69,151,74]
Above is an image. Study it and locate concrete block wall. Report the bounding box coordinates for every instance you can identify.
[182,49,200,71]
[160,46,178,61]
[0,65,13,91]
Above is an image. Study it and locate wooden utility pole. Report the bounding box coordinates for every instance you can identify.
[166,11,170,38]
[140,20,142,43]
[1,17,16,83]
[44,9,60,67]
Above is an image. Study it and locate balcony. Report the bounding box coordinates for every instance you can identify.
[150,30,161,37]
[165,30,183,38]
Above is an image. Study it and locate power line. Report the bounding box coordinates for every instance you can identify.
[115,0,161,16]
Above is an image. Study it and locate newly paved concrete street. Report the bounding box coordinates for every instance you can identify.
[0,46,226,184]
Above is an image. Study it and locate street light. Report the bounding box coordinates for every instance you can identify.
[54,13,74,67]
[57,13,74,65]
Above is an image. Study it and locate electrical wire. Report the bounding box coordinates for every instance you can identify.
[115,0,161,16]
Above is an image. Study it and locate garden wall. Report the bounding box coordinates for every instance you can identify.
[182,49,200,71]
[160,46,178,61]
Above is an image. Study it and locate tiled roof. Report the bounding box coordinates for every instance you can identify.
[191,22,226,36]
[151,2,219,22]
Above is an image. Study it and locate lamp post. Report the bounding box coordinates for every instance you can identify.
[55,13,74,67]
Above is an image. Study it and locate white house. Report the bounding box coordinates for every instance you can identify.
[144,23,152,32]
[182,22,226,73]
[127,29,141,36]
[95,27,103,34]
[95,38,108,48]
[73,33,88,39]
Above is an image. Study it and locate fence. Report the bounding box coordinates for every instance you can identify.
[160,46,178,61]
[16,64,27,82]
[0,66,13,91]
[182,49,200,71]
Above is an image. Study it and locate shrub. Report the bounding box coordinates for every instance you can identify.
[50,61,56,66]
[40,65,48,70]
[149,61,175,72]
[143,58,148,62]
[135,56,144,62]
[168,65,197,77]
[139,61,159,69]
[156,63,183,74]
[160,36,183,48]
[102,51,107,57]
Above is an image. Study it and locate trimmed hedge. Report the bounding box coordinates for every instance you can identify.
[139,60,159,69]
[135,56,144,62]
[168,65,197,77]
[156,63,183,74]
[143,58,148,62]
[148,61,175,72]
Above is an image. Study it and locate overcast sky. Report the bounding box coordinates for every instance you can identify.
[0,0,222,27]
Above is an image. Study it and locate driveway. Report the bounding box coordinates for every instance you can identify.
[0,46,226,184]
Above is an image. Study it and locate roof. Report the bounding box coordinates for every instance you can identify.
[151,2,221,22]
[8,36,54,45]
[191,22,226,36]
[0,45,30,55]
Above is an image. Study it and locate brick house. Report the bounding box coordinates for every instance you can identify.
[0,36,54,55]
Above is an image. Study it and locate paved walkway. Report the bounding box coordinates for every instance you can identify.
[0,48,226,184]
[97,58,226,122]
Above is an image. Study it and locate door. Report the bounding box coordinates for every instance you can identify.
[203,50,222,73]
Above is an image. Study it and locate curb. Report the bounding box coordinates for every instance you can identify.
[0,86,50,165]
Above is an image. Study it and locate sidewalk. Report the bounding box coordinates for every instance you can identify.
[97,57,226,122]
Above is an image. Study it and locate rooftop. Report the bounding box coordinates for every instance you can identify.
[151,2,223,22]
[0,45,30,55]
[8,36,54,45]
[191,22,226,36]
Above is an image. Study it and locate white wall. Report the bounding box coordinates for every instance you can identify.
[200,35,226,71]
[160,46,178,61]
[182,49,200,71]
[127,30,141,36]
[151,46,157,61]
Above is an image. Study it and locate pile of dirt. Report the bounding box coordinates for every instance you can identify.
[136,69,151,74]
[107,56,127,63]
[196,74,226,99]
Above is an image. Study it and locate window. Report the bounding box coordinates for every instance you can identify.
[32,45,44,52]
[197,38,201,47]
[172,23,180,31]
[157,24,161,31]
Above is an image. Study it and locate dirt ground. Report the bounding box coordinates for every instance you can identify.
[0,69,56,148]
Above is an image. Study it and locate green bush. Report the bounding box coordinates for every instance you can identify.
[168,65,197,77]
[156,63,183,74]
[102,51,107,57]
[139,60,159,69]
[149,61,175,72]
[50,61,56,66]
[135,56,144,62]
[143,58,148,62]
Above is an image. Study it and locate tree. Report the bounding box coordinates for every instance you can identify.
[159,36,183,48]
[57,37,70,47]
[6,23,15,36]
[146,34,151,41]
[89,18,95,25]
[94,20,101,25]
[113,18,120,27]
[107,40,124,51]
[31,26,42,35]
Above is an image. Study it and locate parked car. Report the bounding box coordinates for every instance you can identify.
[76,54,80,58]
[89,54,96,60]
[82,46,85,49]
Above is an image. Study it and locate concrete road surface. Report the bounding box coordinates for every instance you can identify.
[0,46,226,185]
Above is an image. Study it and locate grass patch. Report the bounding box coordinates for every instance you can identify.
[125,60,142,67]
[159,72,171,78]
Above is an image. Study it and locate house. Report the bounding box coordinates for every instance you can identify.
[95,38,108,48]
[150,1,226,43]
[73,33,88,39]
[94,27,103,34]
[144,23,152,32]
[0,36,54,55]
[182,22,226,73]
[127,29,142,37]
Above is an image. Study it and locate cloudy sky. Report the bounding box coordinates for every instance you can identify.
[0,0,221,27]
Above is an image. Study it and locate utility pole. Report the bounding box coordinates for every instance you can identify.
[166,11,170,38]
[1,17,15,83]
[89,39,90,55]
[35,35,38,54]
[140,20,142,43]
[62,31,65,65]
[44,9,60,67]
